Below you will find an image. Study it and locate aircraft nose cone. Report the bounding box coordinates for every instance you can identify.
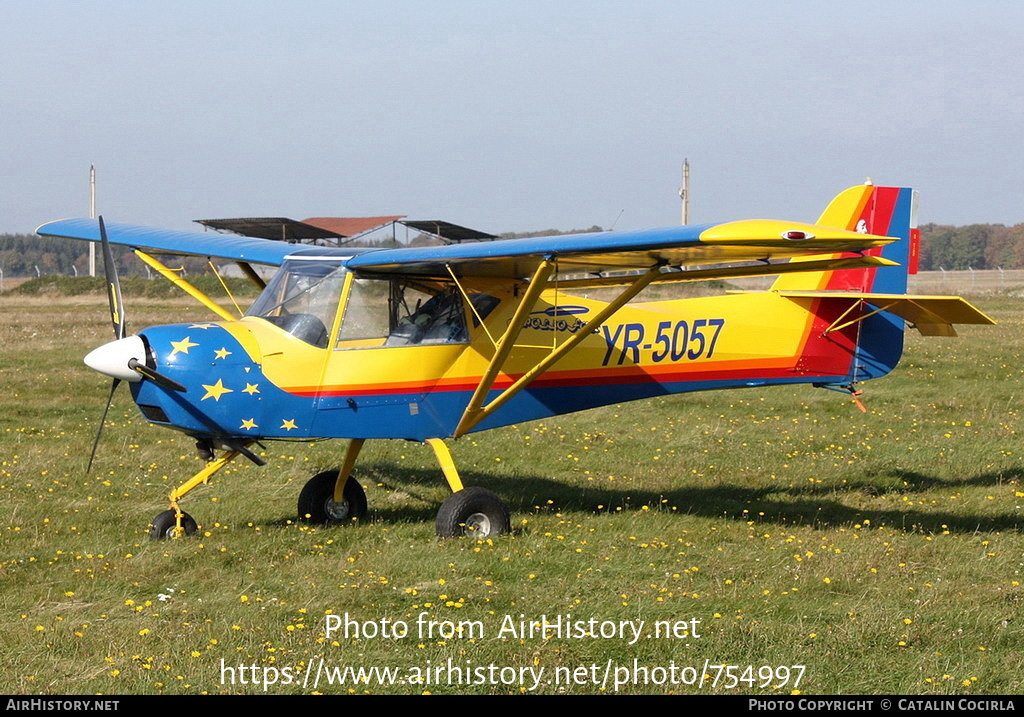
[84,335,147,382]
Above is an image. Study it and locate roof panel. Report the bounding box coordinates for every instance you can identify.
[302,216,406,238]
[194,217,344,241]
[400,220,497,242]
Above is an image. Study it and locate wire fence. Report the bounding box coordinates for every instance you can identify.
[728,269,1024,295]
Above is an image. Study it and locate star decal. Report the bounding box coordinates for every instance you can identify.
[280,418,298,431]
[242,383,260,395]
[170,336,199,356]
[189,323,217,330]
[213,347,233,360]
[240,418,258,430]
[201,378,234,402]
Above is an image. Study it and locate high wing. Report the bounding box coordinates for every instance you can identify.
[36,218,299,267]
[344,219,896,284]
[38,216,899,287]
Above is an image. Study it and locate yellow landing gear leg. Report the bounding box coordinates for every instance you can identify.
[297,438,368,525]
[149,449,244,540]
[334,438,365,501]
[425,438,464,493]
[426,438,511,539]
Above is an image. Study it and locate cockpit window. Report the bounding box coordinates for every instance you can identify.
[249,263,500,351]
[336,277,480,349]
[246,260,347,348]
[385,287,468,346]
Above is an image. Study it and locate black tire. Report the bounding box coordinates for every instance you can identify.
[435,487,511,538]
[298,470,367,524]
[149,509,198,540]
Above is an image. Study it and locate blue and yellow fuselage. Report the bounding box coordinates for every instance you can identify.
[132,280,873,442]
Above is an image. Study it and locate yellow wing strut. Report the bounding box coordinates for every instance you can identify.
[454,262,664,437]
[134,250,237,322]
[454,260,556,436]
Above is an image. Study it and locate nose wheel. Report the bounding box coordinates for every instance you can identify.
[147,446,250,540]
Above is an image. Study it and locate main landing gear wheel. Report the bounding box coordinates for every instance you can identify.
[298,470,368,524]
[149,509,198,540]
[435,487,510,538]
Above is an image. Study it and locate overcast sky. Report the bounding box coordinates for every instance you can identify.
[3,1,1022,235]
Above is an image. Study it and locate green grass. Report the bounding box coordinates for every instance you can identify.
[0,294,1021,695]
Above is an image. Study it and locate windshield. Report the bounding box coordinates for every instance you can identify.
[246,259,348,348]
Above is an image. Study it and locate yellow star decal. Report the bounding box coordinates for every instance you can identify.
[240,418,258,430]
[170,336,199,356]
[280,418,298,431]
[242,383,260,395]
[214,347,233,360]
[201,378,234,402]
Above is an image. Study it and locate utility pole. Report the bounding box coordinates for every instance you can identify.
[679,158,690,225]
[89,164,96,277]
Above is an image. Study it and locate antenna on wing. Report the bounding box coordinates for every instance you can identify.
[608,209,624,232]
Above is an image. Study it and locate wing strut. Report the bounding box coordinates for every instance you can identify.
[447,264,497,348]
[207,259,244,316]
[134,250,237,322]
[235,261,267,290]
[454,260,556,436]
[454,262,665,437]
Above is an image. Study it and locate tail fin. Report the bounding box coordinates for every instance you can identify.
[766,184,991,385]
[771,184,918,293]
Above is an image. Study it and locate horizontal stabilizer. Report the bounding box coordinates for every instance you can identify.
[775,291,996,336]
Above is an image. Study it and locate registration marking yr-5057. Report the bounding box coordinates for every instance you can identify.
[601,319,726,366]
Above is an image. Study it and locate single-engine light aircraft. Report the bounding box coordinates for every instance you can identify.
[37,183,994,539]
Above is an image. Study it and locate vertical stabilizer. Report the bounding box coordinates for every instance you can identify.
[771,184,918,294]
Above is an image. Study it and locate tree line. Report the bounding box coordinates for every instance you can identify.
[917,223,1024,271]
[3,223,1024,276]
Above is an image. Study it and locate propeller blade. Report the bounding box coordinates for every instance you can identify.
[98,216,126,340]
[87,378,121,474]
[128,358,187,393]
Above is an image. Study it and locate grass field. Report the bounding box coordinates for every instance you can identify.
[1,290,1022,695]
